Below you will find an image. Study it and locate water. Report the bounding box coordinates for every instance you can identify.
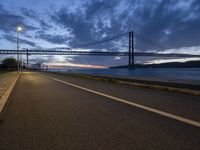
[48,67,200,81]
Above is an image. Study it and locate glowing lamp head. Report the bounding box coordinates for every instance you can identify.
[16,26,22,32]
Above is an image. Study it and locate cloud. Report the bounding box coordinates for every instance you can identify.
[2,0,200,50]
[146,58,200,64]
[133,0,200,49]
[20,8,37,19]
[4,34,37,47]
[51,8,94,46]
[0,5,24,32]
[47,62,107,69]
[0,5,38,33]
[50,0,200,51]
[39,20,53,30]
[1,0,200,66]
[36,31,69,44]
[51,0,127,47]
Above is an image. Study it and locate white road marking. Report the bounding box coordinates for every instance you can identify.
[40,73,200,128]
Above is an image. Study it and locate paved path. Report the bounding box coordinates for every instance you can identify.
[0,72,199,150]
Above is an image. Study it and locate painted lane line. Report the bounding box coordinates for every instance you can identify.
[40,73,200,128]
[0,73,20,113]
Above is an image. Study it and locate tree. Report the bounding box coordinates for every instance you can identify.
[1,58,18,71]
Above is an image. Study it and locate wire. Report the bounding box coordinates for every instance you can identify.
[134,32,166,50]
[73,32,128,48]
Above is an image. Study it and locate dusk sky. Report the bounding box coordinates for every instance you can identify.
[0,0,200,67]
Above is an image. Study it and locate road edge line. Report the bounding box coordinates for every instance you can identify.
[0,72,20,114]
[40,73,200,128]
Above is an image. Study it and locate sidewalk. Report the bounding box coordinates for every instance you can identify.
[0,72,20,113]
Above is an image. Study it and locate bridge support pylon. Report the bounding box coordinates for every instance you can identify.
[26,49,31,69]
[128,31,135,69]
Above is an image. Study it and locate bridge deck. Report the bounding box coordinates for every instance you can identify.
[0,49,200,57]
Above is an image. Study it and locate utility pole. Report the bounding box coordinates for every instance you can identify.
[26,49,29,68]
[17,30,19,72]
[16,26,22,72]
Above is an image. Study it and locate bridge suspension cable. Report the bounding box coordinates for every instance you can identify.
[73,32,128,49]
[134,32,166,50]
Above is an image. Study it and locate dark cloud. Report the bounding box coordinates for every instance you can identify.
[0,5,24,32]
[40,20,53,30]
[1,0,200,54]
[51,8,94,46]
[36,31,69,44]
[20,8,37,18]
[133,0,200,49]
[51,0,126,47]
[0,5,38,33]
[50,0,200,51]
[4,34,36,47]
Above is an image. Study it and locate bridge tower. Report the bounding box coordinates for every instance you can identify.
[26,49,31,68]
[129,31,135,69]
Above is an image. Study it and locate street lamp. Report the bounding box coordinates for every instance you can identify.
[16,26,22,72]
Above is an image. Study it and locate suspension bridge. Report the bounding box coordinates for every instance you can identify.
[0,31,200,68]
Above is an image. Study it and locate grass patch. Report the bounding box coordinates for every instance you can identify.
[117,81,200,96]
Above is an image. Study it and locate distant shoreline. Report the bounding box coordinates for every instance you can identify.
[110,60,200,69]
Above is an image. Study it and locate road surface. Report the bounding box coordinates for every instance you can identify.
[0,72,199,150]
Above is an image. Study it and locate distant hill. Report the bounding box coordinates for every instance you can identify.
[110,61,200,69]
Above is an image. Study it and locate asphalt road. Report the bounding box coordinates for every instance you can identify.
[0,72,199,150]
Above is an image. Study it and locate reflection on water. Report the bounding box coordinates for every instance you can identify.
[48,68,200,80]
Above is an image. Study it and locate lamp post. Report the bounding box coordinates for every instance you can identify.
[16,26,22,72]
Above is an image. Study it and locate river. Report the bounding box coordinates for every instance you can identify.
[48,68,200,81]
